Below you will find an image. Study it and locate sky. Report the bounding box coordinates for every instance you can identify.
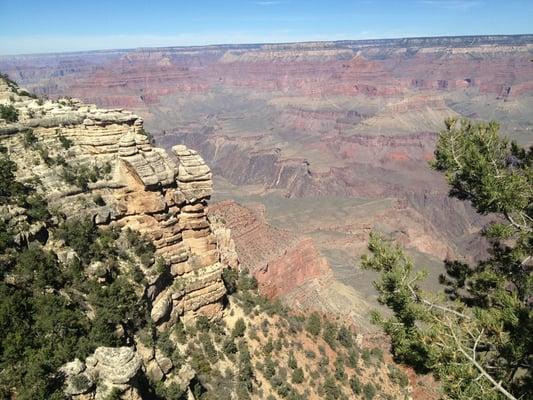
[0,0,531,55]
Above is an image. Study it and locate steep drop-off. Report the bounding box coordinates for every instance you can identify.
[2,35,530,329]
[0,77,425,400]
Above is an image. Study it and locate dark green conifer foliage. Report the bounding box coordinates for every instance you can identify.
[362,118,532,400]
[305,312,321,336]
[0,104,18,122]
[0,150,151,398]
[232,318,247,337]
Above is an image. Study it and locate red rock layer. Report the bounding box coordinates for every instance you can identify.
[209,200,330,298]
[1,37,531,112]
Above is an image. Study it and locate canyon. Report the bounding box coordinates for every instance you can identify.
[1,35,532,321]
[0,76,417,400]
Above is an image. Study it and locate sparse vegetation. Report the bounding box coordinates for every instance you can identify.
[61,162,109,191]
[125,228,155,267]
[337,325,353,348]
[363,382,376,400]
[323,320,337,349]
[388,364,409,387]
[291,367,304,384]
[232,318,246,337]
[0,104,18,122]
[58,132,73,149]
[21,129,37,148]
[350,375,362,395]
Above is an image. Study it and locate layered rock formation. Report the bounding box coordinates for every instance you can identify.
[4,36,524,331]
[62,347,143,399]
[0,78,227,320]
[207,200,384,328]
[209,200,330,299]
[2,36,531,106]
[0,77,233,397]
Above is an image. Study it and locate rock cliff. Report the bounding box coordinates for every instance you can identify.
[0,77,227,320]
[0,77,232,398]
[209,200,330,299]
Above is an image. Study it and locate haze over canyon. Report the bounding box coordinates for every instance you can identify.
[2,34,532,322]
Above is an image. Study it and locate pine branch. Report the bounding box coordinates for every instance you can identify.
[406,282,470,319]
[449,326,518,400]
[504,212,531,232]
[449,133,464,169]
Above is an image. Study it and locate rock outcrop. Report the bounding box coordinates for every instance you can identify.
[0,77,235,398]
[0,78,228,321]
[62,347,142,400]
[209,200,330,299]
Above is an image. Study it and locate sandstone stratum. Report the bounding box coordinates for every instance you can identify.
[0,76,233,398]
[0,77,229,320]
[0,76,421,399]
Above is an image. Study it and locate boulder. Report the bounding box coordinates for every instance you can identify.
[135,340,155,363]
[146,359,164,382]
[88,346,141,385]
[60,359,94,396]
[155,349,173,374]
[151,291,172,324]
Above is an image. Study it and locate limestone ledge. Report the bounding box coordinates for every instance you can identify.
[0,79,227,312]
[0,79,238,398]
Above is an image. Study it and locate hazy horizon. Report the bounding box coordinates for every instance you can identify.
[1,0,532,55]
[0,33,531,58]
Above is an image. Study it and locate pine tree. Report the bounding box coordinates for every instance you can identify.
[362,118,532,400]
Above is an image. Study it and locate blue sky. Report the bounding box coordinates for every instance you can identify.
[0,0,531,55]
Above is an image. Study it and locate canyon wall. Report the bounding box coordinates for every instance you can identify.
[209,200,330,299]
[2,36,532,115]
[1,35,531,318]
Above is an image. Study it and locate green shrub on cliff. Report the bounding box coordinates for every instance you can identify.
[305,312,321,336]
[0,104,18,122]
[232,318,246,337]
[363,382,376,400]
[0,152,20,199]
[323,320,337,349]
[0,252,90,399]
[291,367,304,384]
[57,132,73,149]
[125,228,155,267]
[21,128,37,148]
[237,340,254,397]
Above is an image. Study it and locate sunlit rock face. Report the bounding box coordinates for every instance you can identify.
[1,78,229,322]
[0,78,239,396]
